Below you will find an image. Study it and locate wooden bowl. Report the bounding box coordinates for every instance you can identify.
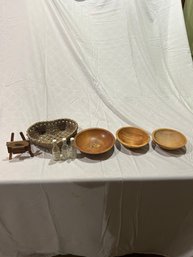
[116,127,150,148]
[75,128,115,155]
[152,128,187,150]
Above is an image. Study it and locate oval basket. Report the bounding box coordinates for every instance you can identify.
[27,118,78,149]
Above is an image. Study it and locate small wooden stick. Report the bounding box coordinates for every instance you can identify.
[9,133,14,160]
[20,132,34,157]
[9,153,12,160]
[10,133,14,141]
[20,132,26,141]
[28,149,34,157]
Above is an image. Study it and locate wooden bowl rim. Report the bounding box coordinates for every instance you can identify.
[152,128,187,150]
[74,127,115,155]
[116,126,150,148]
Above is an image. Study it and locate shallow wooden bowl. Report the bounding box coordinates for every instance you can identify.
[116,127,150,148]
[152,128,187,150]
[75,128,115,155]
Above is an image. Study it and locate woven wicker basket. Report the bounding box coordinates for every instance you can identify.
[27,118,78,149]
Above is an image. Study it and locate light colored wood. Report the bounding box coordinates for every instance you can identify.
[116,127,150,148]
[152,128,187,150]
[75,128,115,155]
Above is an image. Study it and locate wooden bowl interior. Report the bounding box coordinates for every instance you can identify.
[153,129,187,149]
[117,127,149,148]
[75,128,115,154]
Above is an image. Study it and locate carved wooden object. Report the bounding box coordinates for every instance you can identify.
[6,132,34,160]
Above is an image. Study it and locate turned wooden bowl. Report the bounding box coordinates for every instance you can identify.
[75,128,115,155]
[152,128,187,150]
[116,127,150,148]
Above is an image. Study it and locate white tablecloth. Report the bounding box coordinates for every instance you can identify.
[1,1,193,257]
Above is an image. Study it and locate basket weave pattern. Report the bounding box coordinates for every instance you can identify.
[27,119,78,149]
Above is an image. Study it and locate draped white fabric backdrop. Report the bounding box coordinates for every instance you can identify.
[1,1,193,257]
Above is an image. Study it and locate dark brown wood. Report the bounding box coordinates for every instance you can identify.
[10,132,14,141]
[28,147,34,157]
[9,133,15,159]
[6,132,34,160]
[20,131,26,141]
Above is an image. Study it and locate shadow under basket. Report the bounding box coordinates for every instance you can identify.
[27,118,78,149]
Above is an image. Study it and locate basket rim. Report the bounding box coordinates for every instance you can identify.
[27,118,78,130]
[26,118,78,149]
